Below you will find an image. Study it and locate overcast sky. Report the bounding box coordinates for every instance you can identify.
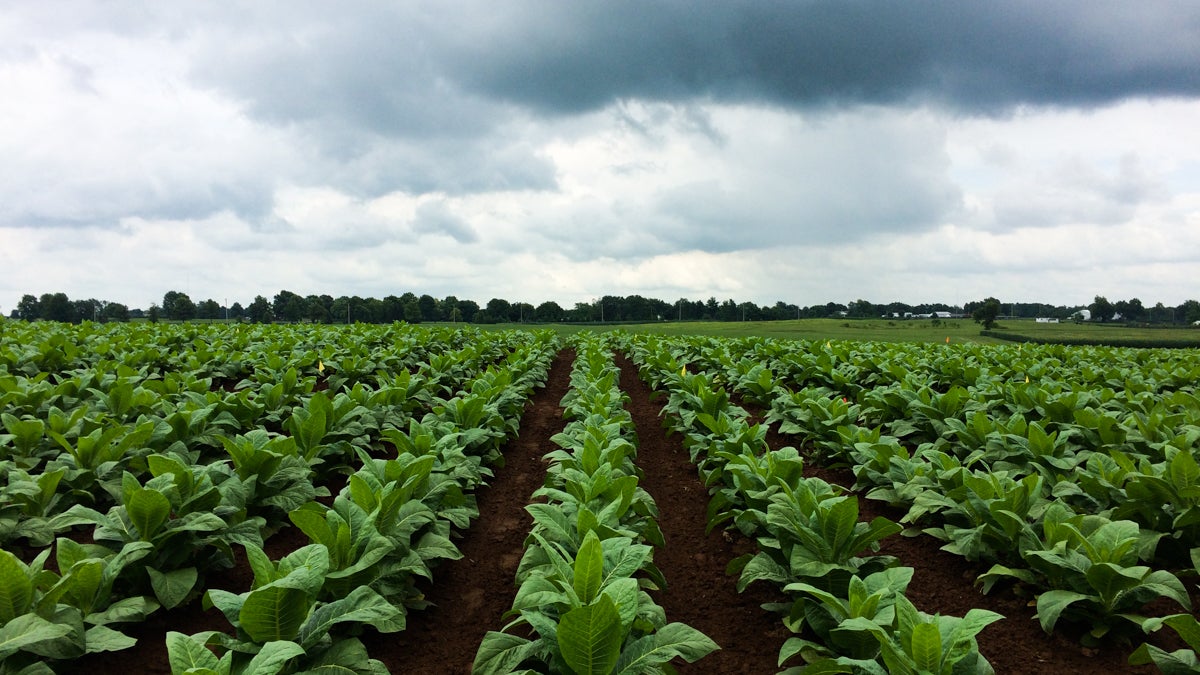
[3,1,1199,312]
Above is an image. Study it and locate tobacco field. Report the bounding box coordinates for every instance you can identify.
[2,320,1200,674]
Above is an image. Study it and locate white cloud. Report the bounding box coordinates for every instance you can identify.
[2,6,1199,316]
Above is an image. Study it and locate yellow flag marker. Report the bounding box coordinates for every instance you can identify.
[945,336,951,344]
[1025,375,1030,384]
[680,365,686,377]
[318,360,325,374]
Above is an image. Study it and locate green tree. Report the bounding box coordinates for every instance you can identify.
[305,295,330,323]
[147,303,161,323]
[485,298,510,323]
[229,302,245,320]
[513,302,535,322]
[40,292,76,322]
[272,290,305,322]
[848,299,876,318]
[101,302,130,322]
[1089,296,1115,322]
[246,295,272,323]
[1181,299,1200,324]
[196,299,222,320]
[418,294,440,322]
[1121,298,1145,323]
[535,301,564,322]
[971,297,1001,329]
[403,300,422,323]
[73,298,101,322]
[16,294,40,320]
[162,291,195,321]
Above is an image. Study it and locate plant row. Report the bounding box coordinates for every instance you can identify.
[474,338,718,674]
[620,334,1001,675]
[0,326,556,672]
[160,335,556,674]
[652,334,1200,669]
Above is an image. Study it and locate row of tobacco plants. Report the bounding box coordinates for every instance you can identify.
[473,337,717,673]
[0,320,556,673]
[633,333,1200,673]
[620,333,1002,674]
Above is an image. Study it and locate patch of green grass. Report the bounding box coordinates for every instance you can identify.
[482,318,1200,347]
[483,319,999,344]
[986,320,1200,346]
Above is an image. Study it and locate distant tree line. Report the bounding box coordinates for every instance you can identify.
[8,290,1200,326]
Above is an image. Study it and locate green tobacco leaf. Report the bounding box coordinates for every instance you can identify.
[297,587,401,648]
[573,531,604,604]
[241,639,305,675]
[943,609,1003,667]
[1164,613,1200,651]
[239,586,310,643]
[166,631,220,673]
[473,631,536,675]
[86,595,159,627]
[303,637,384,674]
[558,595,622,675]
[614,622,719,674]
[0,550,33,623]
[148,566,199,609]
[0,613,75,660]
[1128,642,1200,674]
[909,622,942,673]
[600,577,639,633]
[1036,590,1089,633]
[127,488,171,541]
[83,624,136,654]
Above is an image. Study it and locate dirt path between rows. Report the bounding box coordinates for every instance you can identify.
[617,355,789,674]
[367,348,575,673]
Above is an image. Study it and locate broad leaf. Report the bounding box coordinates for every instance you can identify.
[239,586,310,643]
[0,550,33,623]
[166,631,220,672]
[148,566,199,610]
[127,488,171,541]
[558,595,622,675]
[573,531,604,604]
[614,622,719,674]
[0,613,74,660]
[473,631,536,675]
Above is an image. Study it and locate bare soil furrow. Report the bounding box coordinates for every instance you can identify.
[617,355,788,674]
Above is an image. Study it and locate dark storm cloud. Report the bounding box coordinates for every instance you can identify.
[441,1,1200,115]
[182,1,1200,200]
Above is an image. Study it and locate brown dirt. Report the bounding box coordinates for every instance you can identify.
[617,355,790,674]
[364,348,575,674]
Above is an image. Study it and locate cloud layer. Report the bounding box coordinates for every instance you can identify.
[2,2,1199,311]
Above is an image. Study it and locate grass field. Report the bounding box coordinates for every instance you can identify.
[488,318,1200,346]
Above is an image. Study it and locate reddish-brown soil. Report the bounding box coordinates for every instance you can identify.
[617,355,791,674]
